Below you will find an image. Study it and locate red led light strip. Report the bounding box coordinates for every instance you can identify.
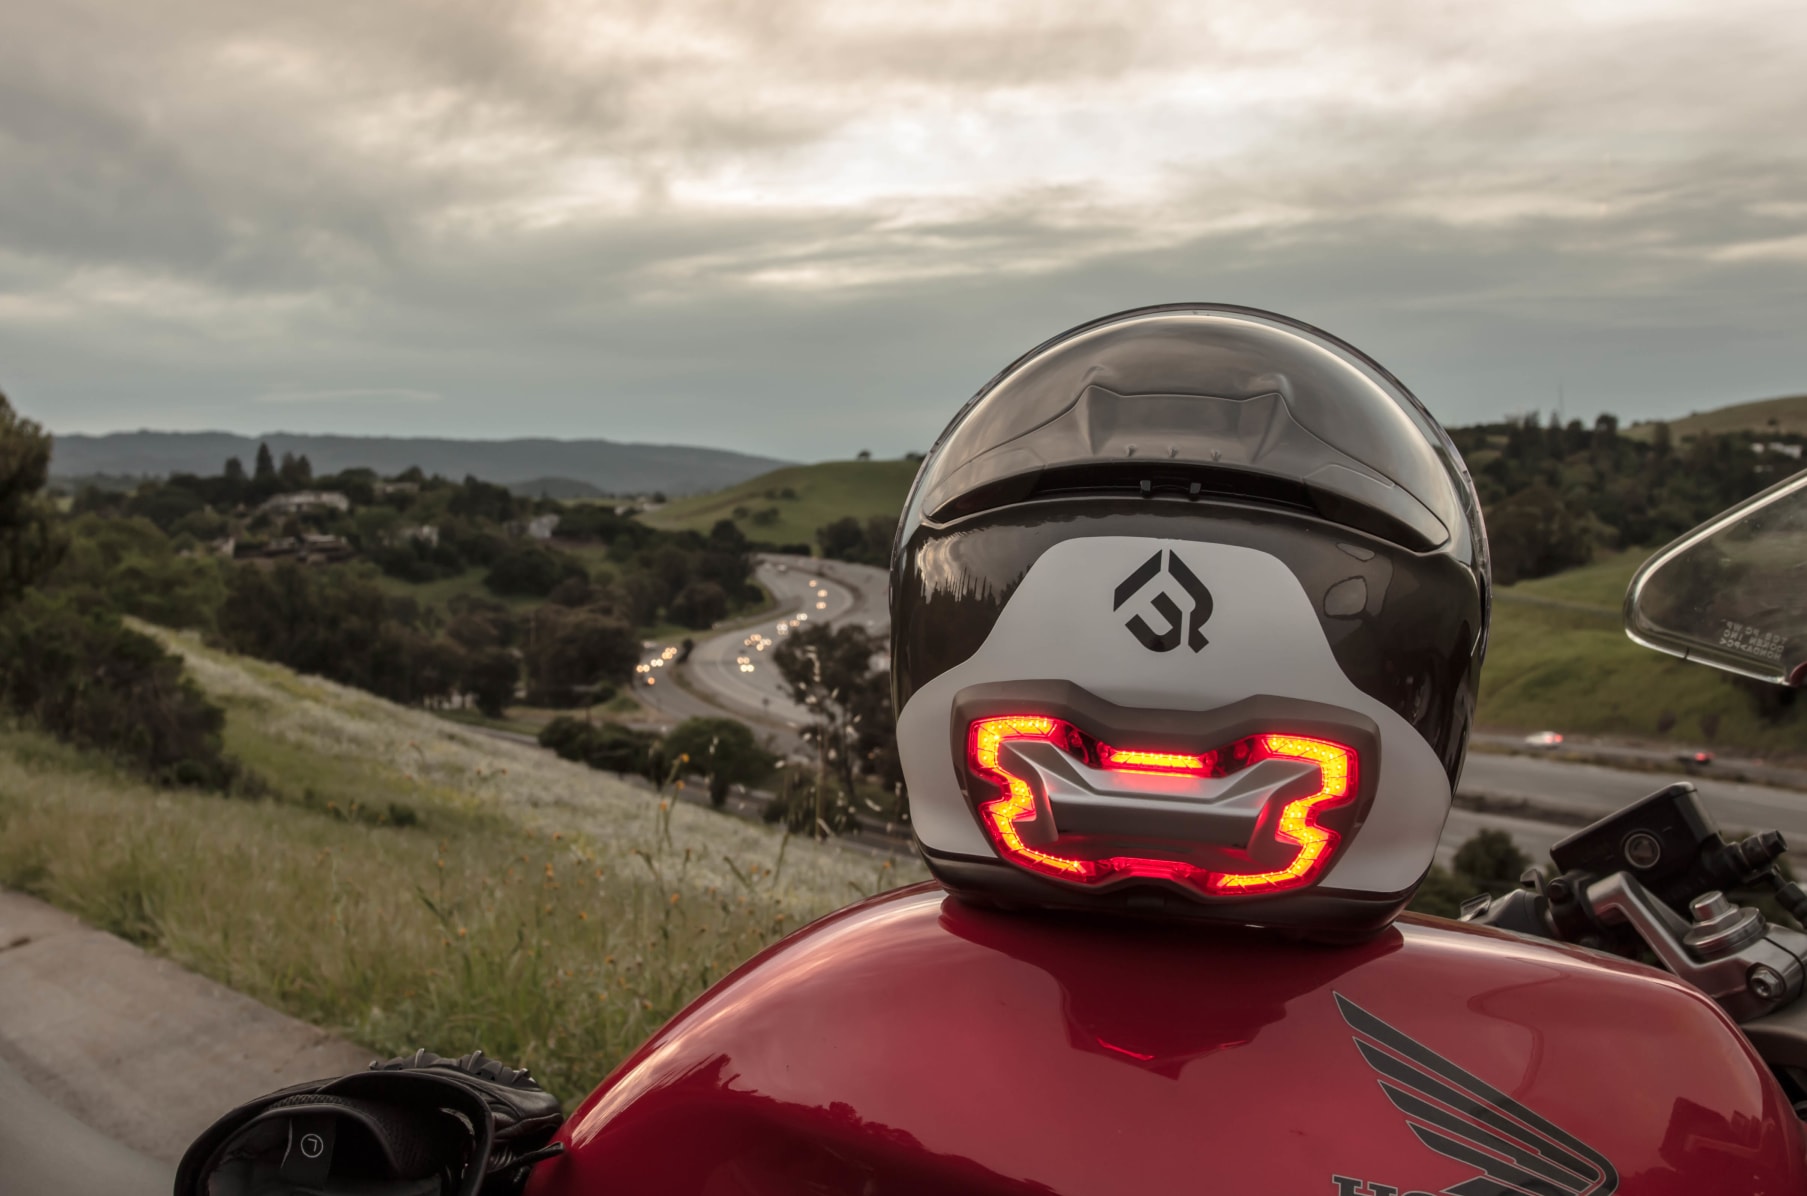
[966,716,1356,895]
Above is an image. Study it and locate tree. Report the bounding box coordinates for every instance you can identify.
[663,717,776,806]
[772,622,888,824]
[483,545,586,597]
[278,451,312,487]
[449,475,518,524]
[0,392,65,605]
[668,580,728,629]
[856,449,871,461]
[445,599,518,652]
[523,607,639,706]
[223,456,248,483]
[254,442,277,483]
[48,514,227,632]
[461,647,519,718]
[816,516,865,562]
[1484,485,1597,586]
[815,515,893,566]
[216,563,458,705]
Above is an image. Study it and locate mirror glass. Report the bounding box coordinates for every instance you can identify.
[1625,469,1807,687]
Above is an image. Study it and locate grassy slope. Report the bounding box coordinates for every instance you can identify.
[1478,551,1805,755]
[0,631,922,1099]
[1625,394,1807,440]
[638,459,920,547]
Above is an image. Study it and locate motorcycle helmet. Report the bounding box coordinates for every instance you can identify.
[891,304,1489,936]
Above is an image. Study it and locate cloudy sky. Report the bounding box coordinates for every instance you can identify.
[3,0,1805,461]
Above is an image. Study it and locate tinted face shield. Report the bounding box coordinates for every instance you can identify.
[894,502,1484,786]
[901,304,1490,637]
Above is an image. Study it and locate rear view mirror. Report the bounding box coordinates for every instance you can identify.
[1625,468,1807,687]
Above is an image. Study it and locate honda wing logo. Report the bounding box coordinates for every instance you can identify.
[1332,994,1618,1196]
[1113,549,1213,653]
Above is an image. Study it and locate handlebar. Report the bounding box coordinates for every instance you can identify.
[1460,782,1807,1024]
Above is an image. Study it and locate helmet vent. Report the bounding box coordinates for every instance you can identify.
[923,385,1448,550]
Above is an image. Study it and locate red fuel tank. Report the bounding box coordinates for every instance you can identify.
[531,883,1806,1196]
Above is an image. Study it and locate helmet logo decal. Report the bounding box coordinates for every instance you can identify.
[1331,993,1618,1196]
[1112,549,1213,653]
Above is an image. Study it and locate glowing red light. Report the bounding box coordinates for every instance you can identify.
[965,716,1357,897]
[1099,746,1211,775]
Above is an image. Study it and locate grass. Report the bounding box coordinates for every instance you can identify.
[0,630,924,1102]
[638,459,920,548]
[1478,550,1807,757]
[1624,394,1807,441]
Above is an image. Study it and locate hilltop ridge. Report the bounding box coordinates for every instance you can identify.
[49,431,790,497]
[1627,393,1807,441]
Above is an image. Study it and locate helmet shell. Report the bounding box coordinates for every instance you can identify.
[891,305,1488,933]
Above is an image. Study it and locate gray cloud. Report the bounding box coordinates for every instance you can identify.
[2,0,1805,459]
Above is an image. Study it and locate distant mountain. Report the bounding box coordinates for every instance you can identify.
[504,477,609,499]
[47,432,790,497]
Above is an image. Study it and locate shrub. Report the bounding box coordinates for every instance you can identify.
[483,545,587,598]
[662,717,775,807]
[0,592,237,787]
[1407,830,1533,919]
[536,716,659,779]
[537,715,592,759]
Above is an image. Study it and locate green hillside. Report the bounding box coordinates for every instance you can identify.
[1479,550,1805,755]
[1626,394,1807,441]
[638,459,920,548]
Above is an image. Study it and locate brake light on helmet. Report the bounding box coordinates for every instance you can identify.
[965,716,1358,897]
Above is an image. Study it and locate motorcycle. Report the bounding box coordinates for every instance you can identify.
[17,468,1807,1195]
[524,466,1807,1196]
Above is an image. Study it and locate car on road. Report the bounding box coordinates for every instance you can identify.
[1678,749,1715,766]
[1524,730,1564,748]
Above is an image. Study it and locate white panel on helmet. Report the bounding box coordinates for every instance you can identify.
[897,536,1452,896]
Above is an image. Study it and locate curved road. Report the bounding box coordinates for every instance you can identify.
[635,554,888,742]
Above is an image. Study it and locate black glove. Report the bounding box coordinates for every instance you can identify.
[175,1049,564,1196]
[368,1049,565,1187]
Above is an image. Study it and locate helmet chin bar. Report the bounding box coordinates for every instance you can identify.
[966,714,1358,896]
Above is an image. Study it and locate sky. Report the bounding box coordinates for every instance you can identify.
[3,0,1806,462]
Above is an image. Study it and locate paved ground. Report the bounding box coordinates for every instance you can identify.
[1471,731,1807,790]
[0,890,369,1171]
[1459,751,1807,842]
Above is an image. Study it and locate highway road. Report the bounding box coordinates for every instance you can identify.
[634,554,888,739]
[1471,731,1807,790]
[1460,750,1807,839]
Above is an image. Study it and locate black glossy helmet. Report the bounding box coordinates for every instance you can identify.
[890,305,1489,936]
